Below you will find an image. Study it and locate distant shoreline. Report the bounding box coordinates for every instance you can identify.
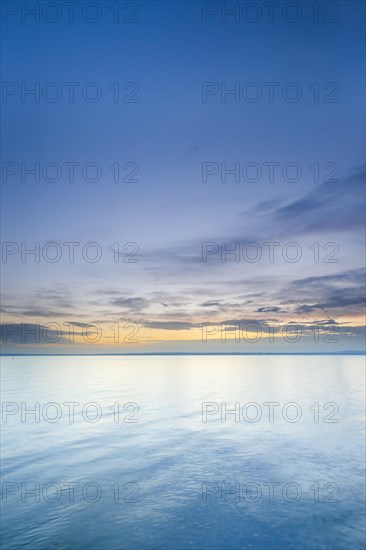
[1,352,365,357]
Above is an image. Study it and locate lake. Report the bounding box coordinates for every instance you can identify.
[1,355,365,549]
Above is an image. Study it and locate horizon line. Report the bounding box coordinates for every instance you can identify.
[1,351,365,357]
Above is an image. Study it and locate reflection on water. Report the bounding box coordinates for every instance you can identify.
[1,355,365,549]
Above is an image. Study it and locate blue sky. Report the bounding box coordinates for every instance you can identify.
[1,0,365,353]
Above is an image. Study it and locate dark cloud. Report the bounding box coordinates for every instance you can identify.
[296,294,365,314]
[287,268,366,315]
[201,300,223,307]
[296,305,315,314]
[244,196,286,214]
[0,323,69,344]
[220,318,277,327]
[65,322,94,328]
[1,286,77,319]
[202,318,365,340]
[274,165,365,234]
[143,321,195,331]
[290,268,365,288]
[256,307,284,313]
[29,287,76,313]
[200,299,257,311]
[0,306,74,318]
[110,297,148,311]
[19,309,69,318]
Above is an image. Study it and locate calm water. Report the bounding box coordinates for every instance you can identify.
[1,355,365,550]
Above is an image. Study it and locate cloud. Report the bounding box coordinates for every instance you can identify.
[65,322,94,328]
[256,307,284,313]
[0,323,70,344]
[235,165,365,241]
[274,165,365,235]
[287,268,366,315]
[290,268,365,288]
[296,294,365,314]
[201,300,223,307]
[200,300,245,309]
[243,196,286,214]
[143,321,195,331]
[110,297,148,312]
[0,306,74,318]
[1,286,77,320]
[34,286,75,309]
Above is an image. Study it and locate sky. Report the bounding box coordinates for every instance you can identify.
[0,0,365,353]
